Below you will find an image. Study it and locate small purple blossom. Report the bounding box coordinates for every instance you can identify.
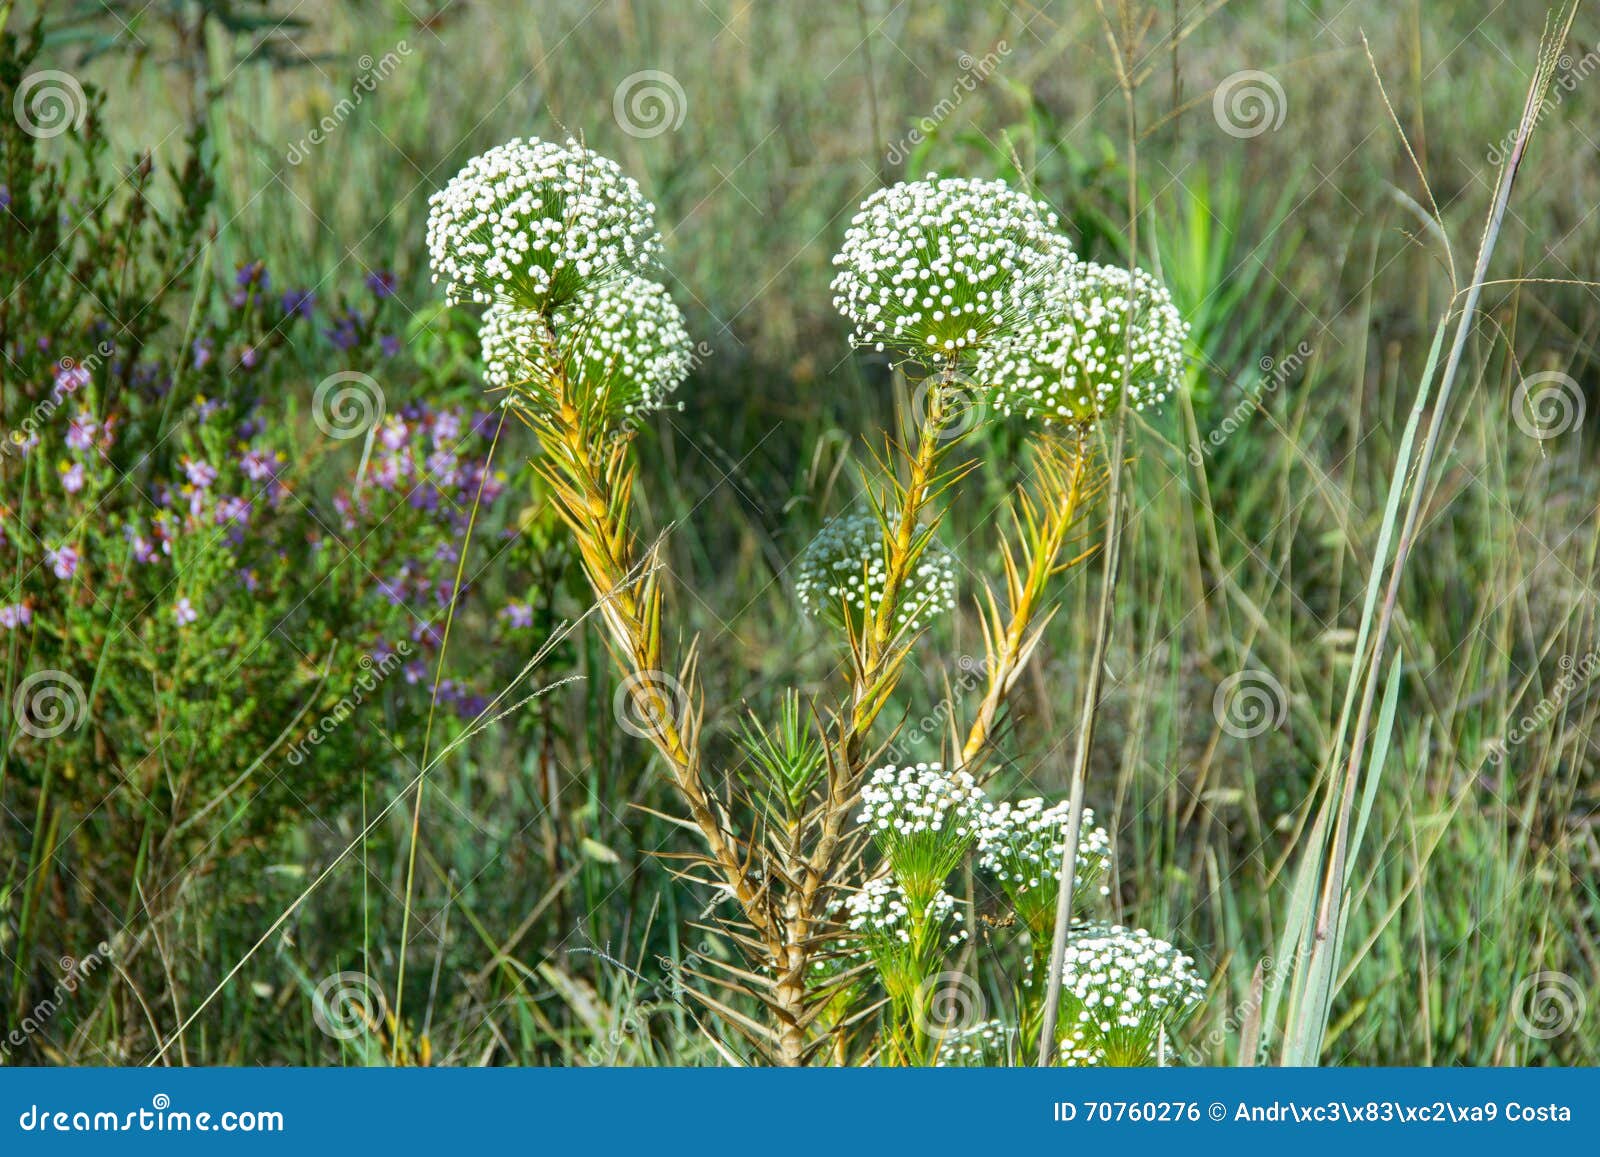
[431,410,462,446]
[59,462,86,494]
[46,545,79,580]
[378,417,410,451]
[66,411,97,452]
[183,457,218,489]
[325,309,364,351]
[0,603,32,629]
[281,289,316,319]
[499,602,533,630]
[215,495,252,525]
[239,448,279,482]
[53,364,90,397]
[365,270,397,298]
[172,597,198,627]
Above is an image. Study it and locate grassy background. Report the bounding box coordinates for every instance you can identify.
[9,0,1599,1064]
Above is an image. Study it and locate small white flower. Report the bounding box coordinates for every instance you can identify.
[843,875,964,948]
[1057,924,1207,1063]
[977,799,1113,930]
[480,274,692,419]
[972,262,1188,423]
[794,511,957,628]
[427,137,660,311]
[830,175,1074,357]
[933,1018,1015,1067]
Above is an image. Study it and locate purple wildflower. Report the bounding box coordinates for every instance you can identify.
[46,545,79,580]
[239,448,279,483]
[66,411,97,452]
[431,410,462,446]
[183,457,218,489]
[281,289,316,319]
[54,364,90,397]
[215,495,252,525]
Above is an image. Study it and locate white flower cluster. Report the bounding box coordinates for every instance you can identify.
[426,137,661,311]
[479,275,692,417]
[978,799,1112,903]
[857,761,983,844]
[1057,1024,1105,1067]
[930,1020,1110,1067]
[973,262,1188,424]
[843,875,965,948]
[933,1018,1014,1067]
[793,511,957,629]
[1059,924,1207,1039]
[830,175,1072,356]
